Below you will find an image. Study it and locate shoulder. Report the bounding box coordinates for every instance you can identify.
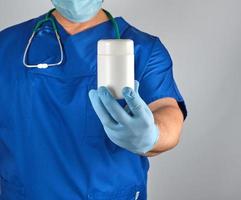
[120,17,171,59]
[0,19,33,34]
[119,17,172,72]
[0,14,45,74]
[0,15,44,48]
[120,17,158,50]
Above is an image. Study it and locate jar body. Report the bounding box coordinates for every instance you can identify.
[97,40,135,99]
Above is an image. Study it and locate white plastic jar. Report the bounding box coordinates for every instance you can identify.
[97,39,135,99]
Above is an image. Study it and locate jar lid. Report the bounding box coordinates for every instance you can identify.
[98,39,134,55]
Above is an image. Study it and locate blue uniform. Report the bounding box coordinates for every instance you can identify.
[0,11,187,200]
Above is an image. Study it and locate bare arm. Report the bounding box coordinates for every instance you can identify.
[143,97,185,157]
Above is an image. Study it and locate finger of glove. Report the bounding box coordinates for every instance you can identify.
[88,89,117,129]
[122,85,145,117]
[97,86,131,125]
[104,127,131,151]
[134,80,140,94]
[124,104,134,116]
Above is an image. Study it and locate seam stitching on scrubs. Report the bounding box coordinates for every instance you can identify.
[139,36,159,84]
[120,23,131,38]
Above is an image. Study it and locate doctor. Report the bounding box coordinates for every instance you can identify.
[0,0,188,199]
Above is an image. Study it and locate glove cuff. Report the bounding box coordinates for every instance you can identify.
[136,123,160,155]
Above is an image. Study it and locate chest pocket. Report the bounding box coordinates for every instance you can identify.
[27,65,127,140]
[28,69,97,140]
[87,184,146,200]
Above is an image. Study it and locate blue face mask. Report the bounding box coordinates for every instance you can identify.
[51,0,103,23]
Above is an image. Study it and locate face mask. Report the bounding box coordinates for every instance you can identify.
[51,0,103,23]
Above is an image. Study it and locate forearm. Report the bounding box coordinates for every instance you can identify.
[143,105,184,157]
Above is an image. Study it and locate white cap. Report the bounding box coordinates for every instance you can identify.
[98,39,134,55]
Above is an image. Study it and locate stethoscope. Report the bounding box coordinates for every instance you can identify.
[23,8,121,69]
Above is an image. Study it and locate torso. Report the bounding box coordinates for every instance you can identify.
[0,11,155,199]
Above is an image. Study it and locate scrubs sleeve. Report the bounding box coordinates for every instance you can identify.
[138,37,188,121]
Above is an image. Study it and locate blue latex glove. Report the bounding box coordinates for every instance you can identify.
[88,80,160,155]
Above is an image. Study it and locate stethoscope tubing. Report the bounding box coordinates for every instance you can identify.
[23,8,120,69]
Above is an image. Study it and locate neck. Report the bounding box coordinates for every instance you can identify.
[52,9,109,35]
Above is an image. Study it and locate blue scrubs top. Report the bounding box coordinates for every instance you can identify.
[0,11,187,200]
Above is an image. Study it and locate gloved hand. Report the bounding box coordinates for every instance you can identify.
[88,80,160,155]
